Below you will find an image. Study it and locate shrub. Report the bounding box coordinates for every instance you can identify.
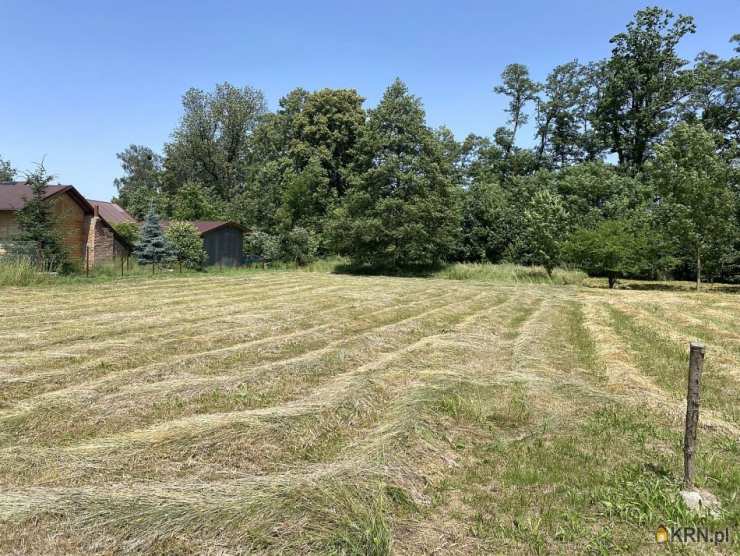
[113,222,140,247]
[244,231,281,262]
[244,228,318,265]
[279,227,318,266]
[164,221,206,270]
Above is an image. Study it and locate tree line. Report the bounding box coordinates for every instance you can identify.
[3,7,738,286]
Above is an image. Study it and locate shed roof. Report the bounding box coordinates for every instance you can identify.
[87,199,137,225]
[160,220,245,235]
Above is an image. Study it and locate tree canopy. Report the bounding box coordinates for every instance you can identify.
[109,6,739,281]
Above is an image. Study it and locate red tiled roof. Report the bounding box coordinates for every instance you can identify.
[87,199,137,225]
[159,220,245,235]
[0,182,74,210]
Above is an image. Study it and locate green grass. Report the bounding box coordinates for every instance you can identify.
[435,262,587,285]
[0,272,737,554]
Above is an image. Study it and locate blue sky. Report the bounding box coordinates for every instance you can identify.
[2,1,738,200]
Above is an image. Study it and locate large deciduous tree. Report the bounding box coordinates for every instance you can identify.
[564,218,649,288]
[330,79,460,270]
[595,7,696,170]
[650,122,737,289]
[164,83,267,202]
[240,88,365,244]
[688,36,740,148]
[113,145,165,220]
[494,64,540,153]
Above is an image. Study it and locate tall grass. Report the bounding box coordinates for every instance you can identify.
[436,262,586,285]
[1,256,588,288]
[0,257,52,287]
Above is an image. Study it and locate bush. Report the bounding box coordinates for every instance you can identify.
[244,231,281,262]
[164,221,207,270]
[113,222,140,247]
[279,227,318,266]
[244,228,317,266]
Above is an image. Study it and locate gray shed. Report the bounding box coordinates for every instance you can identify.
[162,220,245,267]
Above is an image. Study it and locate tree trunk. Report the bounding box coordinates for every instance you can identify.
[696,247,701,292]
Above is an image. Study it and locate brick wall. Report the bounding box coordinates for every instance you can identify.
[86,210,130,267]
[0,211,18,255]
[49,193,87,263]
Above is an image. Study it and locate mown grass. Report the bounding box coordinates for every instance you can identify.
[0,272,737,554]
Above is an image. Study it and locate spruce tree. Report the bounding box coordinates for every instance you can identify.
[135,205,172,271]
[14,163,67,271]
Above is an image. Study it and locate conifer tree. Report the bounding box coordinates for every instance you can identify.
[135,205,172,271]
[14,163,67,271]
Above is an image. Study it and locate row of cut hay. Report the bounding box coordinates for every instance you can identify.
[1,286,494,450]
[0,282,470,410]
[0,281,542,553]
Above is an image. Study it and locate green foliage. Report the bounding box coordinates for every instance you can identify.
[493,64,540,149]
[518,189,568,276]
[164,83,267,202]
[458,180,511,262]
[113,145,165,220]
[649,122,738,285]
[134,206,171,268]
[244,231,281,261]
[112,222,139,247]
[0,155,16,181]
[279,227,318,266]
[164,221,206,270]
[554,162,651,228]
[101,8,739,281]
[13,164,68,272]
[172,180,222,220]
[330,79,461,270]
[564,219,648,287]
[0,256,49,286]
[594,7,696,170]
[243,228,317,265]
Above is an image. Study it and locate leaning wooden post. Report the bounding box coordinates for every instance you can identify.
[683,342,705,490]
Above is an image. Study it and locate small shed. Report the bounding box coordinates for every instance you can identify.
[162,220,245,267]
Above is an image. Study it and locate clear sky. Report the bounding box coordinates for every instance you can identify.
[2,0,738,200]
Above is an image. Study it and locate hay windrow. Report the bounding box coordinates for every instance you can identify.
[1,272,738,554]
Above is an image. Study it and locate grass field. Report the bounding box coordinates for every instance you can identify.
[0,271,738,554]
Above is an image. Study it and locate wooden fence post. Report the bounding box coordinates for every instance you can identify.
[683,342,705,490]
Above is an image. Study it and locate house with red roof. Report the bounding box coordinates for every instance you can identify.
[0,182,131,267]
